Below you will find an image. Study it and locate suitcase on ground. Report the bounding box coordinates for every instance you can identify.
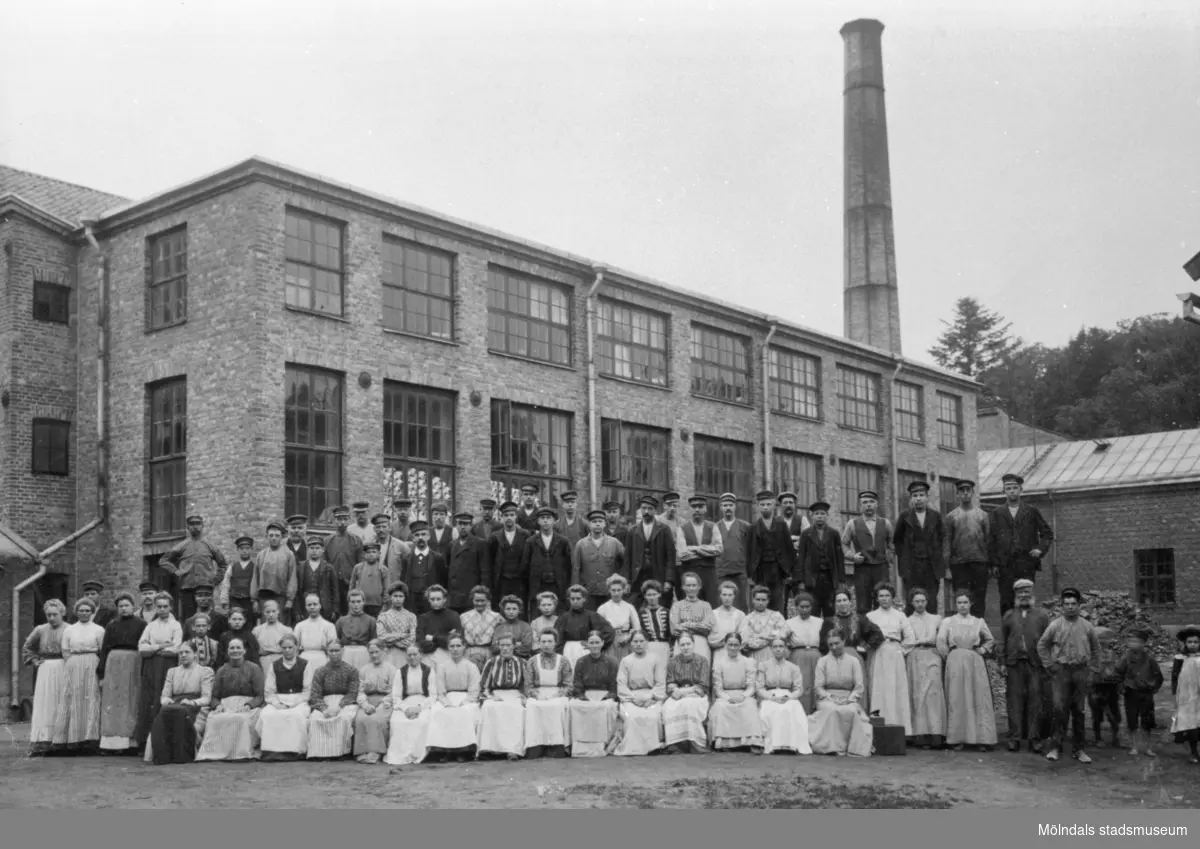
[869,716,906,755]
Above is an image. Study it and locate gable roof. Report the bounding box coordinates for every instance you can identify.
[0,164,127,228]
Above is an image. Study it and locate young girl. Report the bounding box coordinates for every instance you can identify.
[598,575,639,663]
[530,592,560,639]
[905,588,946,750]
[1171,624,1200,764]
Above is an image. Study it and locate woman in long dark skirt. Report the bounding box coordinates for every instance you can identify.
[135,592,182,752]
[147,642,214,764]
[98,593,147,755]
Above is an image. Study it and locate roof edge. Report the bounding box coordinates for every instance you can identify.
[0,193,78,236]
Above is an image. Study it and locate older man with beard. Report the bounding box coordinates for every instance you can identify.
[999,578,1051,753]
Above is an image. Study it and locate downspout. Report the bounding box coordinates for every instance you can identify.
[762,322,778,489]
[1047,490,1059,595]
[889,358,903,592]
[585,266,606,508]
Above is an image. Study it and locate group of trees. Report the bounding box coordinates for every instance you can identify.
[929,298,1200,439]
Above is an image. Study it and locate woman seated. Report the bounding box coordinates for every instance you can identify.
[568,631,620,758]
[670,573,716,667]
[425,632,482,762]
[385,644,440,766]
[251,600,294,670]
[257,634,314,761]
[524,629,572,759]
[757,636,812,755]
[808,631,873,757]
[377,582,418,669]
[739,585,786,666]
[477,634,527,760]
[613,631,666,756]
[709,632,763,753]
[459,586,504,670]
[663,631,711,754]
[22,600,69,757]
[293,594,337,673]
[784,592,828,715]
[353,639,397,764]
[146,642,214,764]
[218,607,260,667]
[306,641,361,759]
[556,586,614,668]
[196,637,265,761]
[638,581,672,672]
[597,575,638,663]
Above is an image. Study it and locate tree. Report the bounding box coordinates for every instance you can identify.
[929,297,1021,378]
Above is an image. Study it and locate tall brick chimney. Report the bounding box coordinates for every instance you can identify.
[841,18,902,354]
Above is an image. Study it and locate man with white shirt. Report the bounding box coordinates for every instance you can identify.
[777,491,810,558]
[714,493,752,612]
[490,501,530,606]
[988,473,1054,615]
[675,496,723,606]
[625,495,677,607]
[571,509,626,610]
[893,480,946,614]
[428,502,457,563]
[840,490,895,615]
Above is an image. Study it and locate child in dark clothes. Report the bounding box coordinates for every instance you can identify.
[1088,626,1122,747]
[1114,626,1164,757]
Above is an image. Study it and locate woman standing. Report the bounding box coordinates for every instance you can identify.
[418,586,466,667]
[708,581,745,663]
[97,593,147,755]
[1172,625,1200,763]
[54,599,107,755]
[147,642,214,764]
[937,590,997,751]
[196,637,265,761]
[865,583,914,736]
[638,581,672,672]
[353,639,397,764]
[783,592,827,715]
[385,644,439,766]
[529,592,560,637]
[825,588,883,707]
[490,595,533,661]
[662,631,710,754]
[708,632,762,753]
[22,600,69,756]
[258,634,313,761]
[757,636,812,755]
[739,586,787,666]
[293,594,337,673]
[478,634,527,760]
[568,631,620,758]
[906,588,946,749]
[219,607,261,667]
[598,575,638,663]
[556,586,614,669]
[376,582,417,669]
[135,592,182,753]
[808,631,873,756]
[459,586,504,670]
[524,629,573,758]
[306,641,360,759]
[613,631,666,756]
[251,600,293,670]
[671,573,716,667]
[425,633,482,762]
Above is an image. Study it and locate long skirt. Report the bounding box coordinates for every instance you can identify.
[196,696,262,761]
[808,697,873,756]
[944,649,997,745]
[54,652,102,746]
[759,692,812,754]
[788,647,821,715]
[353,695,392,756]
[135,654,177,748]
[1172,656,1200,741]
[259,692,311,755]
[100,648,142,751]
[465,647,491,670]
[307,694,357,758]
[525,687,570,749]
[147,699,208,765]
[341,645,370,670]
[709,694,763,749]
[662,694,710,751]
[29,658,66,748]
[299,650,328,673]
[569,691,618,757]
[906,646,947,737]
[613,692,664,756]
[868,641,912,735]
[478,690,526,756]
[562,641,588,669]
[385,695,435,765]
[426,691,482,751]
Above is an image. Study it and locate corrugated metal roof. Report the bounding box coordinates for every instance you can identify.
[0,164,127,226]
[980,428,1200,495]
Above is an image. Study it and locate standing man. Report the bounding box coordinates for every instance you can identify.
[715,493,752,612]
[489,501,530,607]
[841,491,895,615]
[348,501,376,546]
[472,498,502,541]
[447,511,492,613]
[350,541,391,618]
[182,584,228,641]
[373,513,409,579]
[675,495,723,605]
[77,581,116,628]
[893,481,946,614]
[943,480,991,619]
[392,498,414,543]
[656,491,683,536]
[428,502,456,563]
[572,509,626,610]
[136,582,160,623]
[158,514,228,620]
[555,491,589,550]
[400,521,446,616]
[625,495,677,607]
[226,536,257,623]
[523,506,573,612]
[777,491,810,555]
[284,515,308,567]
[798,501,842,618]
[1038,587,1101,764]
[603,500,629,545]
[747,490,797,615]
[516,483,541,533]
[323,506,362,618]
[998,578,1051,753]
[296,534,340,622]
[252,521,298,625]
[989,473,1054,615]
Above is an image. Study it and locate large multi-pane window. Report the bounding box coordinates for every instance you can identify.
[383,382,456,521]
[490,400,573,506]
[601,419,670,511]
[285,209,344,316]
[690,325,750,404]
[1135,548,1175,605]
[32,419,70,476]
[897,470,928,511]
[693,435,754,520]
[839,461,882,515]
[285,365,343,523]
[147,227,187,330]
[836,365,881,432]
[486,268,571,365]
[894,381,924,443]
[768,348,821,419]
[381,238,454,340]
[148,380,186,535]
[937,392,965,450]
[772,450,823,510]
[596,301,668,386]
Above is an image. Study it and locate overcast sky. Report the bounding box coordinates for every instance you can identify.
[3,0,1198,366]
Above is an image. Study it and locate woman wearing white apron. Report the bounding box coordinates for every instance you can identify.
[865,583,915,736]
[598,575,638,663]
[524,629,573,758]
[613,631,666,756]
[305,641,360,759]
[556,585,615,670]
[352,640,396,764]
[568,631,621,757]
[292,594,337,674]
[671,573,716,667]
[195,638,264,761]
[709,631,763,753]
[783,592,827,715]
[385,645,439,765]
[376,582,418,669]
[637,581,672,673]
[477,634,527,760]
[757,636,812,754]
[739,585,787,666]
[425,633,482,762]
[22,600,69,756]
[257,634,313,761]
[662,632,711,754]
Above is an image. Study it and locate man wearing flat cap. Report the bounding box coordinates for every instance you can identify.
[776,492,811,555]
[391,498,414,543]
[840,490,895,616]
[1037,587,1101,763]
[517,483,541,533]
[988,473,1054,615]
[324,506,363,618]
[284,514,309,567]
[183,583,228,642]
[252,521,298,625]
[448,511,493,613]
[74,580,117,628]
[715,493,752,612]
[489,501,530,606]
[428,502,457,563]
[998,577,1051,753]
[399,521,446,616]
[798,501,842,617]
[893,480,946,615]
[523,506,573,611]
[944,480,991,619]
[603,500,630,547]
[296,534,340,622]
[675,495,723,605]
[222,536,257,622]
[572,508,626,610]
[625,495,677,607]
[472,498,503,542]
[347,501,377,547]
[372,512,410,579]
[159,514,229,620]
[555,491,589,550]
[747,490,797,615]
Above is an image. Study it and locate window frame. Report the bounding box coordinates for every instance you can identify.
[839,461,883,516]
[938,477,962,513]
[32,280,70,325]
[693,434,755,520]
[486,267,573,366]
[284,364,345,526]
[383,381,457,521]
[147,379,188,536]
[595,299,669,387]
[772,449,824,510]
[490,399,574,507]
[146,226,188,331]
[31,418,70,476]
[768,347,821,420]
[381,237,455,341]
[836,365,882,433]
[936,391,965,451]
[600,418,671,511]
[1134,548,1175,606]
[284,208,346,318]
[894,381,925,444]
[690,324,751,405]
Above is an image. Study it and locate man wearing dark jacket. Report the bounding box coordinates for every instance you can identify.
[998,578,1052,753]
[747,490,798,614]
[428,502,456,563]
[516,483,541,533]
[401,521,447,615]
[797,501,842,618]
[893,480,946,614]
[295,535,340,621]
[471,498,502,541]
[323,506,363,617]
[446,511,492,613]
[624,495,678,606]
[988,473,1054,615]
[522,507,573,612]
[490,501,530,607]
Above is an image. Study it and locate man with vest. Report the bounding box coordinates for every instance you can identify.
[348,501,376,546]
[572,509,626,610]
[988,473,1054,615]
[603,500,630,546]
[625,495,678,606]
[471,498,502,541]
[284,515,308,567]
[523,506,574,612]
[554,491,589,550]
[323,505,363,618]
[516,483,541,533]
[225,536,257,622]
[400,521,447,616]
[840,490,895,615]
[489,501,530,607]
[798,501,842,618]
[998,578,1052,753]
[777,491,811,559]
[675,495,723,605]
[447,511,492,613]
[715,493,752,611]
[747,490,798,615]
[893,480,947,615]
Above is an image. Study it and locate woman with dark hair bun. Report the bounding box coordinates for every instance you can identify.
[865,582,915,737]
[937,589,997,751]
[824,587,883,706]
[906,587,946,750]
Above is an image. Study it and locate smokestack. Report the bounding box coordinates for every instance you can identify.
[841,18,902,355]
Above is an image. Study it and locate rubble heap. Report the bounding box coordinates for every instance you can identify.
[1040,590,1175,662]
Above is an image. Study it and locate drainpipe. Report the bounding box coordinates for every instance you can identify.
[585,266,606,508]
[1047,490,1059,595]
[888,358,903,592]
[762,322,778,489]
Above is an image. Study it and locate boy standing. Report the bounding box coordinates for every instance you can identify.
[1115,626,1164,757]
[1087,626,1123,748]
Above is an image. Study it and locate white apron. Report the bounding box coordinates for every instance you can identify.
[524,660,570,749]
[478,689,526,756]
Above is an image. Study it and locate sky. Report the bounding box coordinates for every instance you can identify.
[3,0,1198,367]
